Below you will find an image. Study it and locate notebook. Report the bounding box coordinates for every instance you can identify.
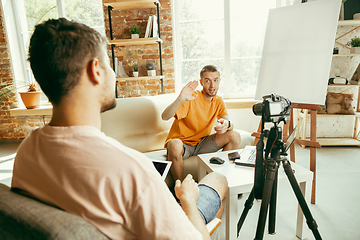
[234,126,297,167]
[234,145,257,167]
[152,160,172,181]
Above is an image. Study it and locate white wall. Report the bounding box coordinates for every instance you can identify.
[227,108,261,133]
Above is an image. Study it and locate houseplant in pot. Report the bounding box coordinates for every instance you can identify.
[348,36,360,54]
[0,83,16,105]
[129,61,139,77]
[146,61,156,76]
[19,83,41,109]
[130,25,140,39]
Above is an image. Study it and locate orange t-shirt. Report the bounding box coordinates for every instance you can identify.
[165,90,228,147]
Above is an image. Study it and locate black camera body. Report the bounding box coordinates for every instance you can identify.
[252,93,291,123]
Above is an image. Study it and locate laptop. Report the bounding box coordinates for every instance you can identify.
[284,125,298,152]
[234,126,297,167]
[152,160,172,181]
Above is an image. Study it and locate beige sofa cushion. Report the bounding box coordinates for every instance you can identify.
[101,94,176,152]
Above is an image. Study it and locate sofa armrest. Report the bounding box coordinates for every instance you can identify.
[0,184,108,240]
[235,129,255,148]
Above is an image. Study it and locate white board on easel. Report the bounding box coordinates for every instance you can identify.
[255,0,342,105]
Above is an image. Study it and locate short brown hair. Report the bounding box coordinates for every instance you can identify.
[28,18,107,105]
[200,65,220,78]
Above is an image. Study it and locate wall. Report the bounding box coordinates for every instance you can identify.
[0,7,49,142]
[103,0,175,97]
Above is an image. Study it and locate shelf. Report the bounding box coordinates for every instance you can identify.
[106,0,164,94]
[338,20,360,26]
[116,75,163,81]
[333,53,360,56]
[103,0,160,11]
[315,138,360,146]
[328,84,360,87]
[10,105,52,116]
[109,37,161,46]
[316,112,360,118]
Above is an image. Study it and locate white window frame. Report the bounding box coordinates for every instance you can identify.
[1,0,29,88]
[1,0,66,92]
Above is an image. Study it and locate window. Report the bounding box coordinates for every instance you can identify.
[173,0,277,98]
[2,0,104,102]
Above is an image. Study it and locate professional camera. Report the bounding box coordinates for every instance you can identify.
[252,93,291,123]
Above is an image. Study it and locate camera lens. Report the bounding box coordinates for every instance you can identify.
[252,102,264,116]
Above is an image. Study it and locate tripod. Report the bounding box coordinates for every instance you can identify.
[237,124,322,240]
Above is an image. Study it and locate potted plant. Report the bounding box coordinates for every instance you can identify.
[146,61,156,76]
[0,83,16,106]
[129,60,139,77]
[348,36,360,54]
[130,25,140,39]
[19,83,41,109]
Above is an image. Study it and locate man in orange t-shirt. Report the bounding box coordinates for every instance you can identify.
[162,65,241,181]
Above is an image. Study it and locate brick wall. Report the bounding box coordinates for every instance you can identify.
[0,0,175,141]
[103,0,175,97]
[0,7,50,141]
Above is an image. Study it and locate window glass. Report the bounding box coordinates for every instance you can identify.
[178,0,224,22]
[228,0,276,98]
[21,0,58,99]
[24,0,58,35]
[63,0,105,35]
[175,0,276,98]
[178,0,224,87]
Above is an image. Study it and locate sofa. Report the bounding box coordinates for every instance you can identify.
[0,93,254,239]
[0,183,109,240]
[100,93,255,184]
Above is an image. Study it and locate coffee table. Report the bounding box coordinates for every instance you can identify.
[197,150,313,240]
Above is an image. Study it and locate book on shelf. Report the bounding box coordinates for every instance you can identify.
[152,15,158,38]
[145,15,152,38]
[144,15,158,38]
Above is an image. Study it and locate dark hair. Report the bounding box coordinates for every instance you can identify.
[200,65,220,78]
[28,18,107,105]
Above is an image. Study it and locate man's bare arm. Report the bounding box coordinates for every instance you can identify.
[162,81,199,121]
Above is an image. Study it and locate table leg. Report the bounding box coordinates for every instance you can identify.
[198,163,207,180]
[226,192,238,240]
[296,180,311,240]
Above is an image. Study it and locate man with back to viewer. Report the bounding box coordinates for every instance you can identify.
[162,65,241,181]
[10,18,228,240]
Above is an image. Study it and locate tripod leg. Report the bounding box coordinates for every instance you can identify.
[268,170,278,235]
[255,160,279,240]
[237,188,255,237]
[282,160,322,240]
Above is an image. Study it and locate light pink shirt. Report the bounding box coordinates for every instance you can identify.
[12,125,202,240]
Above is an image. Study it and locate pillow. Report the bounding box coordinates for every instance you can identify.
[326,92,355,115]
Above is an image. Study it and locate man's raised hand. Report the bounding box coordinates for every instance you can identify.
[179,80,199,101]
